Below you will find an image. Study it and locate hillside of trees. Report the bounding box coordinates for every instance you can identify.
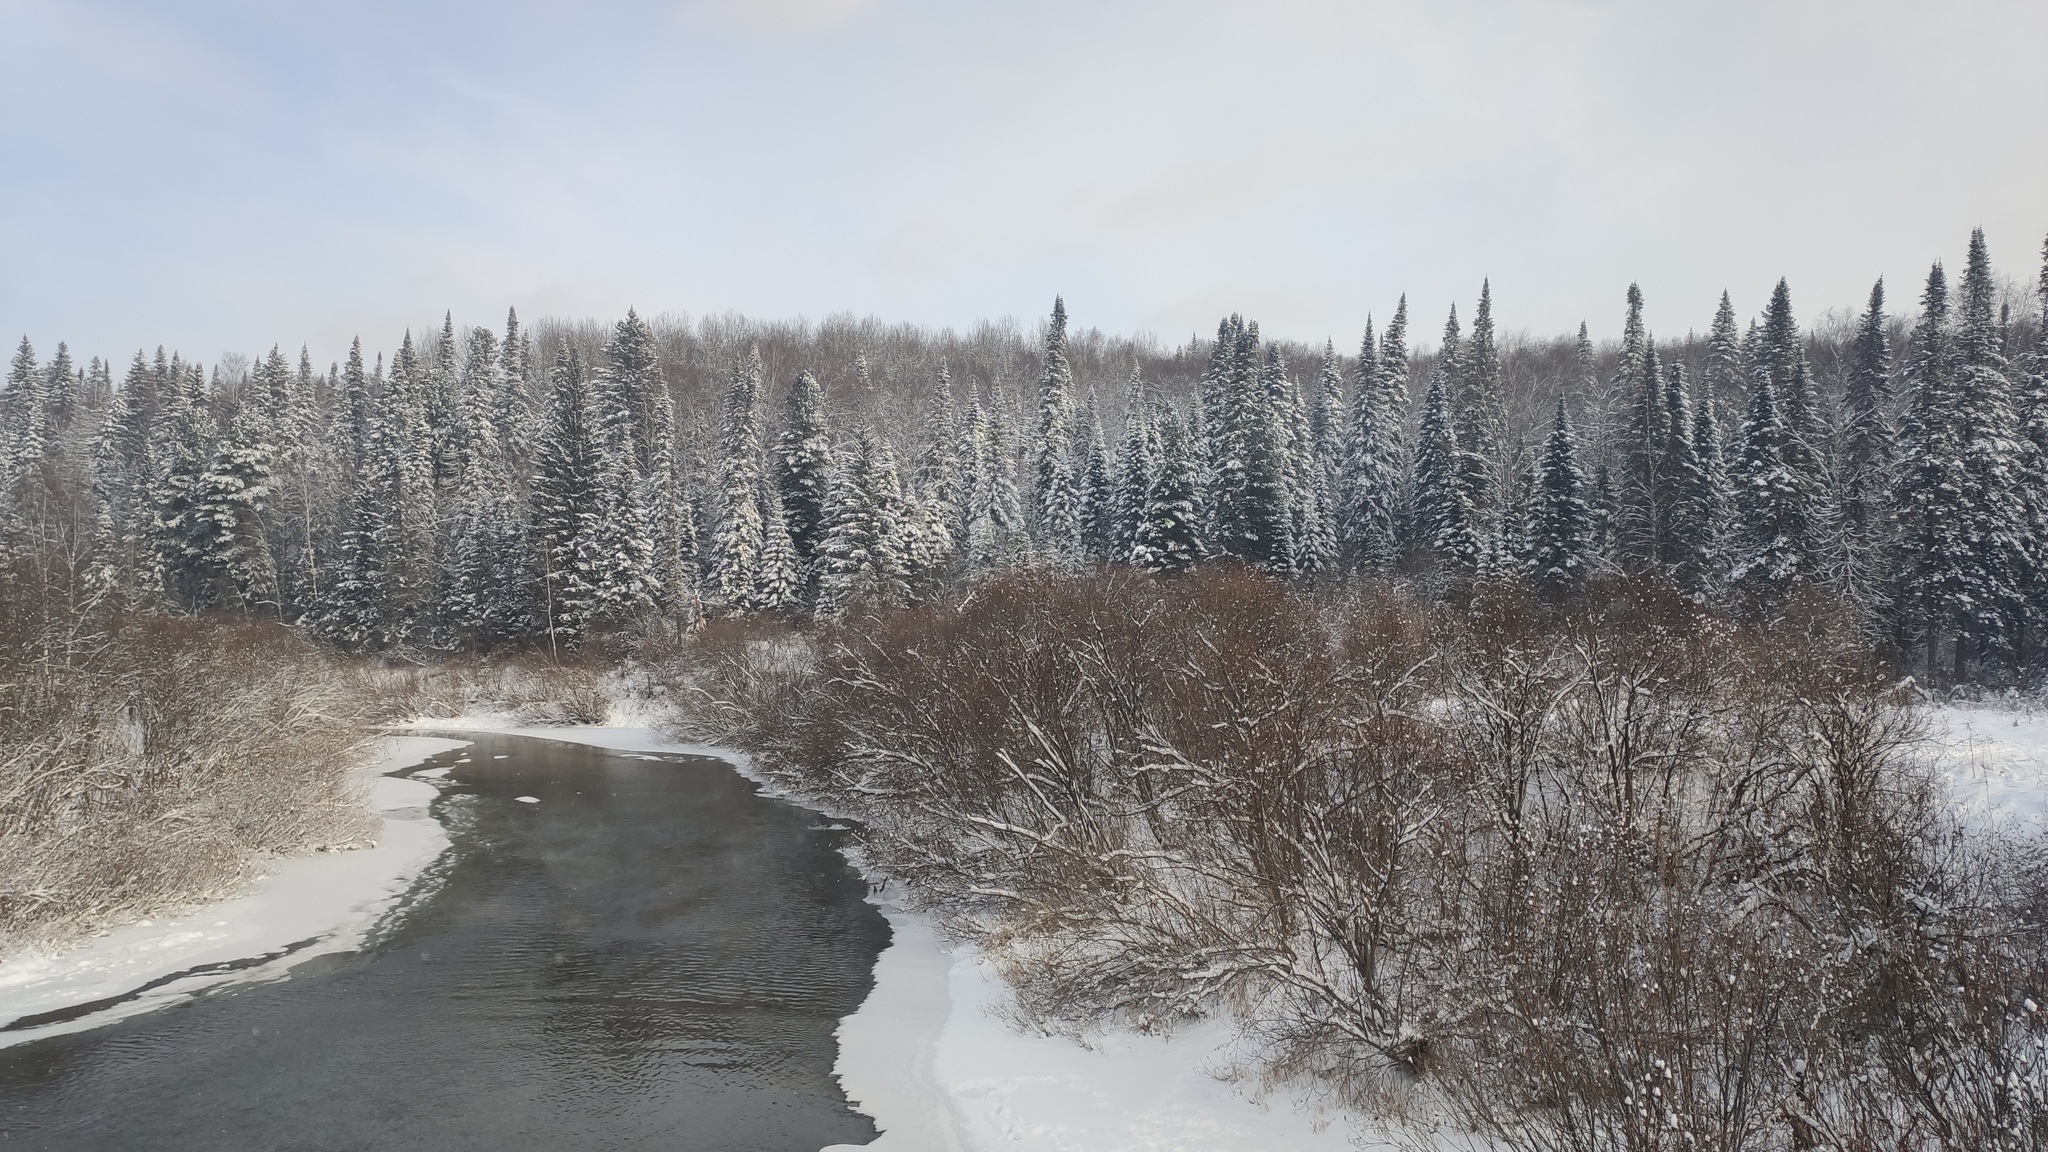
[6,228,2046,685]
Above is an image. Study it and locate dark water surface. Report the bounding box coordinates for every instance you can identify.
[0,733,890,1151]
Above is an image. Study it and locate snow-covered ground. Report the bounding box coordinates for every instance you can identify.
[1923,704,2048,833]
[0,735,460,1047]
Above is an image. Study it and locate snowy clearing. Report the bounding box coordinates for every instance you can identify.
[0,735,460,1047]
[1924,704,2048,832]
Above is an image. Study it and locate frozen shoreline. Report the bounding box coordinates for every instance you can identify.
[405,715,1361,1151]
[0,735,462,1047]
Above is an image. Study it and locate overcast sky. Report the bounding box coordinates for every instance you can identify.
[4,0,2045,367]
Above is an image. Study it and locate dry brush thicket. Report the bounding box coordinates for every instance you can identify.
[660,566,2048,1151]
[0,609,377,956]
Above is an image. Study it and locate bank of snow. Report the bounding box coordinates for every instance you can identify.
[405,715,1369,1152]
[1925,704,2048,832]
[0,736,459,1047]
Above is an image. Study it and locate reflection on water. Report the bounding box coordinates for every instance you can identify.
[0,734,889,1151]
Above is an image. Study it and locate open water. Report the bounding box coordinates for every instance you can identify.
[0,732,889,1151]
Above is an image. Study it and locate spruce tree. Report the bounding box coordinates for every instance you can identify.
[2018,235,2048,655]
[754,492,802,613]
[530,345,602,648]
[1033,297,1081,562]
[1339,308,1409,573]
[909,361,960,563]
[1078,422,1117,561]
[773,368,834,572]
[1726,373,1805,607]
[185,407,282,615]
[1110,365,1153,562]
[1614,287,1666,572]
[709,347,766,613]
[1703,291,1746,414]
[1457,282,1503,521]
[1947,229,2027,675]
[1660,363,1715,592]
[1527,396,1591,598]
[1838,278,1898,616]
[4,337,45,479]
[1412,367,1475,572]
[817,423,910,614]
[1131,408,1200,573]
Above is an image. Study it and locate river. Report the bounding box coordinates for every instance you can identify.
[0,732,891,1151]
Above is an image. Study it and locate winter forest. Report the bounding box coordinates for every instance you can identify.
[8,231,2048,679]
[9,229,2048,1150]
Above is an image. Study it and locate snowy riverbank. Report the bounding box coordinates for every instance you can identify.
[0,735,460,1047]
[404,715,1367,1151]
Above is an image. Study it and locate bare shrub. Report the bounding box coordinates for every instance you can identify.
[0,615,377,956]
[653,566,2048,1149]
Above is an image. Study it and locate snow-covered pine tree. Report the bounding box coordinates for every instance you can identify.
[1760,280,1822,483]
[2018,236,2048,655]
[1078,420,1116,561]
[1692,393,1728,585]
[909,361,960,564]
[144,358,216,610]
[1613,286,1665,573]
[1196,315,1239,536]
[1110,364,1153,563]
[1726,371,1805,608]
[1217,341,1295,575]
[754,491,802,613]
[1458,281,1504,523]
[40,341,77,438]
[817,423,910,614]
[983,386,1027,568]
[1033,298,1081,564]
[423,313,460,483]
[773,367,834,577]
[4,337,46,481]
[1945,229,2028,676]
[1703,292,1745,414]
[1413,364,1476,573]
[1752,283,1830,585]
[495,308,533,468]
[1311,339,1345,496]
[530,345,602,649]
[339,338,373,478]
[181,399,281,614]
[1526,395,1590,598]
[708,347,766,614]
[1835,278,1898,619]
[1339,312,1406,573]
[1131,407,1200,573]
[1660,362,1716,593]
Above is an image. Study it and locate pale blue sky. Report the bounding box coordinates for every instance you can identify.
[4,0,2045,366]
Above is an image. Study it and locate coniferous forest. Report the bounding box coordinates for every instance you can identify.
[6,228,2046,681]
[8,231,2048,1149]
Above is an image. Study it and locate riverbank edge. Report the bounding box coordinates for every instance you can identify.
[0,735,461,1047]
[392,715,976,1152]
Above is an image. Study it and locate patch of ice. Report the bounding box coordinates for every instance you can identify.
[413,766,453,779]
[515,796,540,804]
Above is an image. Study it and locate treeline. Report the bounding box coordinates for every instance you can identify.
[3,230,2046,683]
[663,567,2047,1152]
